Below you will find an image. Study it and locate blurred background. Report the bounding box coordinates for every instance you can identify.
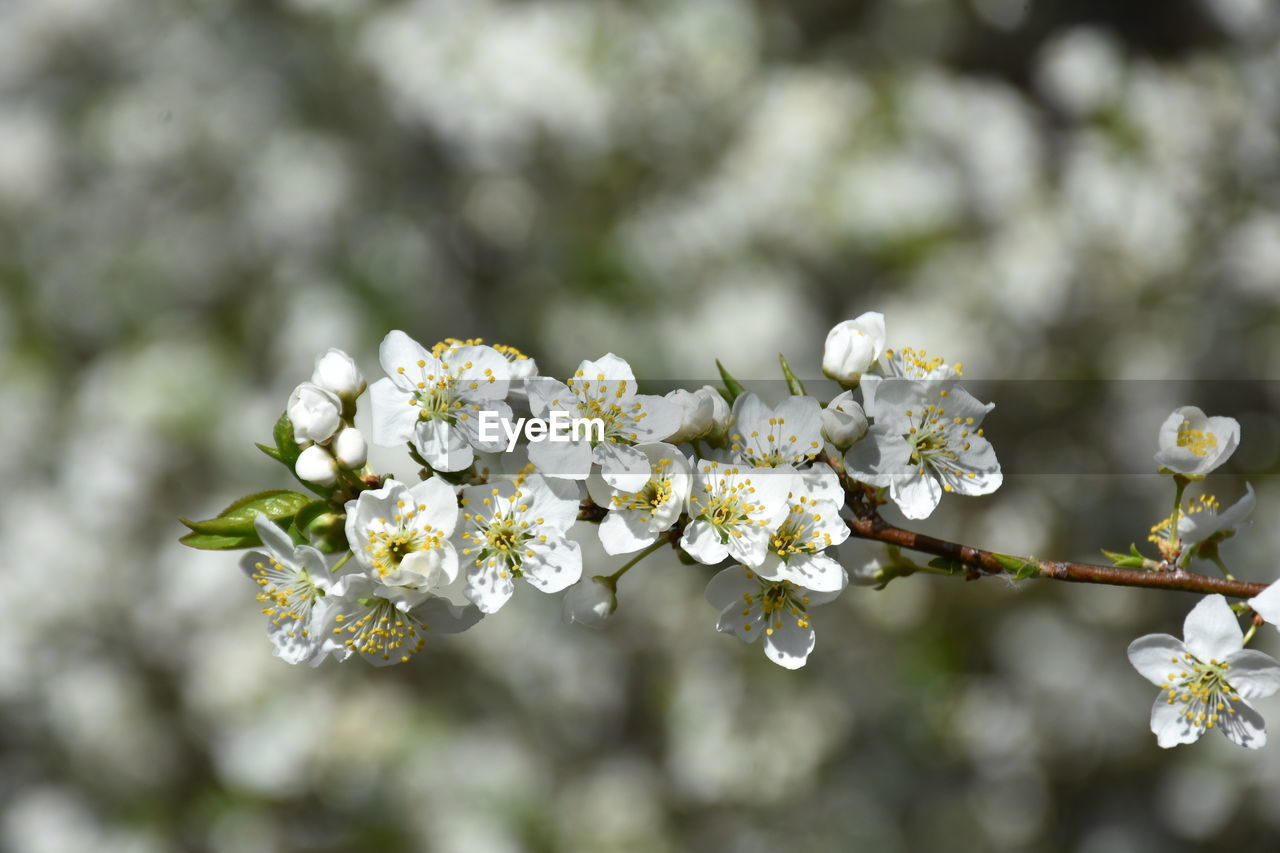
[3,0,1280,850]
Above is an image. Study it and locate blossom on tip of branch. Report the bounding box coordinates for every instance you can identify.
[239,514,333,665]
[312,348,366,399]
[288,382,343,445]
[845,378,1001,519]
[822,312,885,387]
[1154,406,1240,480]
[368,330,512,472]
[457,473,582,613]
[344,477,460,590]
[1127,594,1280,749]
[729,393,823,469]
[586,442,691,555]
[704,565,843,669]
[665,386,729,444]
[1150,485,1255,553]
[681,460,791,567]
[526,354,682,491]
[562,576,617,628]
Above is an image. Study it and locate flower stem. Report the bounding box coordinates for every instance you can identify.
[1210,553,1236,582]
[1244,622,1259,646]
[605,539,668,584]
[1169,475,1189,548]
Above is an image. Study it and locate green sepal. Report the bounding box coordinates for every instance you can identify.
[778,353,807,396]
[180,489,313,539]
[273,412,302,466]
[992,553,1040,580]
[715,359,746,403]
[1101,543,1146,569]
[291,500,334,540]
[256,442,283,462]
[178,530,261,551]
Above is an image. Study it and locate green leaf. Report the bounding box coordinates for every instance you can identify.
[1101,543,1147,569]
[178,530,260,551]
[715,359,746,403]
[927,556,965,574]
[778,353,807,396]
[992,553,1040,580]
[180,489,313,538]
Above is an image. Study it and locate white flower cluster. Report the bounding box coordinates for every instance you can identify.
[216,315,1010,671]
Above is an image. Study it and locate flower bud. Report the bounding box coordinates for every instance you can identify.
[849,557,886,587]
[665,387,715,443]
[295,444,339,487]
[311,348,366,399]
[822,312,886,387]
[333,427,368,469]
[822,390,869,450]
[562,576,617,628]
[288,382,342,445]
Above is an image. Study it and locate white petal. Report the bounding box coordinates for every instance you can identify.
[1127,633,1188,686]
[762,613,816,669]
[1182,594,1244,662]
[412,597,484,634]
[522,537,583,594]
[526,376,574,419]
[595,442,652,492]
[891,466,943,520]
[1223,649,1280,699]
[726,523,773,568]
[630,394,684,443]
[464,563,517,614]
[408,477,461,537]
[368,377,419,446]
[1150,694,1204,748]
[527,435,593,480]
[378,330,433,381]
[415,419,473,472]
[1248,580,1280,627]
[1218,697,1267,749]
[778,552,848,593]
[704,565,757,609]
[599,511,658,555]
[680,519,730,565]
[253,513,298,566]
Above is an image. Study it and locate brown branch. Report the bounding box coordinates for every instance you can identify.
[845,516,1269,599]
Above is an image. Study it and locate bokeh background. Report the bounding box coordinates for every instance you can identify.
[4,0,1280,850]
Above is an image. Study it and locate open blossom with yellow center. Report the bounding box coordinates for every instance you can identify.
[368,330,511,472]
[457,473,582,613]
[1154,406,1240,479]
[1128,595,1280,749]
[526,353,681,492]
[586,442,692,555]
[681,460,792,567]
[846,378,1001,520]
[704,565,844,669]
[344,477,459,590]
[728,392,823,469]
[753,481,850,593]
[238,514,333,665]
[319,574,483,667]
[1148,485,1255,561]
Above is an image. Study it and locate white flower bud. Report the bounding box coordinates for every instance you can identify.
[703,385,732,441]
[664,387,717,443]
[508,356,539,382]
[562,577,617,628]
[332,427,368,469]
[822,390,869,450]
[295,444,339,487]
[287,382,342,445]
[822,312,886,387]
[311,348,366,399]
[849,557,885,587]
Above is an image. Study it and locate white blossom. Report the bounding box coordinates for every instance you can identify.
[1154,406,1240,479]
[728,392,823,469]
[681,460,791,567]
[295,444,338,487]
[822,311,885,386]
[287,381,342,445]
[1249,582,1280,634]
[845,378,1001,519]
[821,389,868,451]
[1179,485,1255,547]
[585,443,691,555]
[457,473,582,613]
[562,576,617,628]
[238,514,332,665]
[665,386,728,444]
[319,573,483,666]
[311,348,366,399]
[332,427,368,469]
[526,354,682,491]
[704,565,843,669]
[754,478,850,592]
[344,477,460,589]
[1128,595,1280,749]
[368,330,512,472]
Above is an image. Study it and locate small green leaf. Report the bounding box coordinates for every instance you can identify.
[1101,543,1147,569]
[178,530,260,551]
[715,359,746,403]
[778,353,807,396]
[180,489,313,538]
[992,553,1040,580]
[928,556,965,574]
